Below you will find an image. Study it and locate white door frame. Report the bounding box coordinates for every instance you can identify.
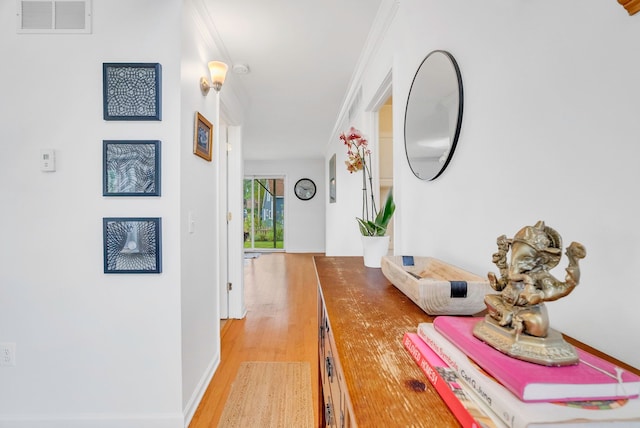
[226,126,246,318]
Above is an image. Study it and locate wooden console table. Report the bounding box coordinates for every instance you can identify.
[315,256,455,427]
[314,256,640,428]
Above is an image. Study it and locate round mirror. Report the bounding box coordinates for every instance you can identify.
[404,50,463,181]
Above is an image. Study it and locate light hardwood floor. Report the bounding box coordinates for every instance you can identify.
[189,252,321,427]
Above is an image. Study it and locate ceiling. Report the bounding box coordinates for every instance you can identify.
[202,0,385,160]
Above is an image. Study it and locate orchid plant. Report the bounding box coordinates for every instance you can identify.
[340,127,395,237]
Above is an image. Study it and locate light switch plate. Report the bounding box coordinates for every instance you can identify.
[41,149,55,172]
[0,343,16,367]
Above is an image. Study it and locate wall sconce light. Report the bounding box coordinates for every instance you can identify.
[200,61,229,95]
[619,0,640,15]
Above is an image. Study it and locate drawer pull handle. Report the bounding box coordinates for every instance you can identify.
[325,403,334,425]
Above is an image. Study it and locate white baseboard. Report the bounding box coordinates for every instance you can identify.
[0,353,223,428]
[0,413,183,428]
[285,248,325,254]
[182,353,221,427]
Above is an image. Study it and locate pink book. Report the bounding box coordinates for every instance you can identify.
[419,322,640,427]
[403,333,502,428]
[433,316,640,403]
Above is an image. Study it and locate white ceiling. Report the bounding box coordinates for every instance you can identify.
[202,0,385,160]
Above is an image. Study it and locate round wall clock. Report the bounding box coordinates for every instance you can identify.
[294,178,316,201]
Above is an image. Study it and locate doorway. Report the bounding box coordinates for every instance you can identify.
[243,177,285,251]
[378,96,393,251]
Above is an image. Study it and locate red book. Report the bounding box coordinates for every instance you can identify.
[433,316,640,403]
[402,332,502,428]
[418,322,640,427]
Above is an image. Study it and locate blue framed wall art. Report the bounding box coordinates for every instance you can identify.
[103,63,162,121]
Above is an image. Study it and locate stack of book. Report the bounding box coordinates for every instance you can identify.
[403,316,640,428]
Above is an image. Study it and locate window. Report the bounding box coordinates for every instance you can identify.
[243,177,284,250]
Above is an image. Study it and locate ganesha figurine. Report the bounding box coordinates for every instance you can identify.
[473,221,587,366]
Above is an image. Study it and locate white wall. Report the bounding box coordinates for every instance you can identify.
[328,0,640,369]
[326,111,389,256]
[245,159,325,253]
[0,1,184,427]
[179,0,226,423]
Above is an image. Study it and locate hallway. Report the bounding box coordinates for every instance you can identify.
[189,253,321,427]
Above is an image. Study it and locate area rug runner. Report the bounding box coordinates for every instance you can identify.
[218,361,314,428]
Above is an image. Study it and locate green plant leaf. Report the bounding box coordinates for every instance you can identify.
[375,188,395,230]
[357,188,395,236]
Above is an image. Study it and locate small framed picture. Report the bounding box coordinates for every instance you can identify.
[103,63,162,121]
[103,140,161,196]
[194,111,213,161]
[103,217,162,274]
[329,153,337,203]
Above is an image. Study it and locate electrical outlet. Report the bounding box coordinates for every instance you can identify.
[0,343,16,367]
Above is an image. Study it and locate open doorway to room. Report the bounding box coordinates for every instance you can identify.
[243,176,285,251]
[378,96,393,251]
[364,71,393,253]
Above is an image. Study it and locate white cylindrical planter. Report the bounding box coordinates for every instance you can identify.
[362,235,390,268]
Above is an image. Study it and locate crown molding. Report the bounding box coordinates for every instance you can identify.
[189,0,248,125]
[328,0,400,143]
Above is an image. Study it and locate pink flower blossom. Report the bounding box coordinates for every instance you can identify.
[340,126,395,236]
[341,127,378,230]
